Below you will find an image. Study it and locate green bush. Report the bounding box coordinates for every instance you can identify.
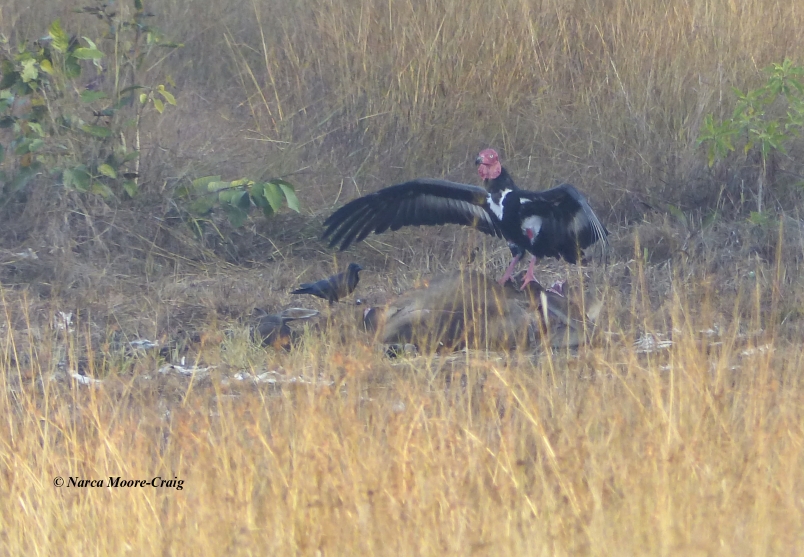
[0,2,179,201]
[179,176,299,229]
[698,59,804,214]
[0,0,299,231]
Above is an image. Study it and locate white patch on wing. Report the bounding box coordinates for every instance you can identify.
[570,211,587,234]
[522,215,543,242]
[487,189,511,220]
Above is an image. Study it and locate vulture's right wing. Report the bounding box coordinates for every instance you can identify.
[323,179,502,250]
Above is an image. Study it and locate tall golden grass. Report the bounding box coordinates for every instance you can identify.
[2,245,804,555]
[5,0,804,209]
[2,0,804,554]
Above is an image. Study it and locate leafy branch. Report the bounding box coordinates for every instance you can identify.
[698,58,804,214]
[0,1,179,201]
[178,176,300,228]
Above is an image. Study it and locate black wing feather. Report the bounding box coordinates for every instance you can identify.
[323,179,502,250]
[521,183,610,251]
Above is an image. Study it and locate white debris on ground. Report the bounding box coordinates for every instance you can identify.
[128,339,159,351]
[15,248,38,260]
[158,360,216,377]
[53,311,74,333]
[698,325,721,336]
[739,344,773,357]
[224,369,335,387]
[47,351,335,391]
[633,332,673,354]
[71,373,102,386]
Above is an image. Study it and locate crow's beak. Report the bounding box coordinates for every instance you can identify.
[475,156,483,165]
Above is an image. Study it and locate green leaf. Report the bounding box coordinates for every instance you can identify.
[223,205,248,228]
[192,176,221,190]
[123,150,140,163]
[139,93,148,104]
[65,56,82,78]
[123,180,138,197]
[81,36,99,50]
[98,163,117,179]
[80,90,107,103]
[233,190,251,210]
[49,20,70,53]
[0,116,14,129]
[207,181,231,192]
[667,204,687,226]
[749,211,770,227]
[275,180,300,212]
[0,68,18,90]
[218,190,235,204]
[14,139,32,155]
[153,98,164,113]
[81,124,112,137]
[157,86,176,105]
[20,59,38,83]
[7,164,39,193]
[39,59,54,75]
[120,85,145,95]
[190,196,215,215]
[90,182,114,198]
[28,122,44,136]
[73,48,104,60]
[261,182,284,211]
[63,166,91,191]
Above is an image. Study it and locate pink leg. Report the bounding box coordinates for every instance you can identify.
[497,254,522,285]
[520,255,539,290]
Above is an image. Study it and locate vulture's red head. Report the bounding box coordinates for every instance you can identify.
[476,149,502,180]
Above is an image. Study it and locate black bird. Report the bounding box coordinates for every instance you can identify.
[251,307,319,349]
[291,263,363,304]
[323,149,609,289]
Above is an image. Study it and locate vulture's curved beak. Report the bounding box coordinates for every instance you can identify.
[475,156,483,165]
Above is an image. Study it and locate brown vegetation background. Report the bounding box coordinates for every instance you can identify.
[1,0,804,554]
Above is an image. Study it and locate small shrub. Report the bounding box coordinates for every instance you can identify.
[0,1,179,203]
[698,59,804,214]
[179,176,300,229]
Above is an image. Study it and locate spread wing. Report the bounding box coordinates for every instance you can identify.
[522,183,609,251]
[323,179,503,250]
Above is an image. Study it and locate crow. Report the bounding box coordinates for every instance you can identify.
[291,263,363,304]
[251,307,319,349]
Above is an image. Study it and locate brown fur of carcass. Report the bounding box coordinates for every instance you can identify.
[361,271,598,353]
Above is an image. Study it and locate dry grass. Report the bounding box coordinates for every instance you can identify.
[2,235,804,555]
[6,0,804,216]
[2,0,804,554]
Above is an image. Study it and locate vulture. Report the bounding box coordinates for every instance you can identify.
[291,262,363,304]
[323,149,609,289]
